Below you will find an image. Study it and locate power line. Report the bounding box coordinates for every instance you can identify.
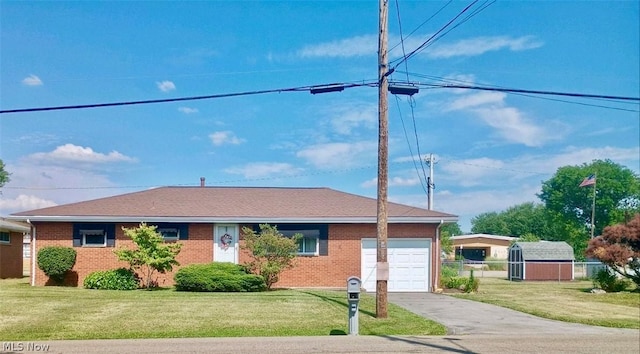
[421,83,640,102]
[0,81,376,114]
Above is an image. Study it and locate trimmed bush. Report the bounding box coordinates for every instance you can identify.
[442,276,466,289]
[463,269,480,293]
[37,246,77,284]
[84,268,139,290]
[174,262,266,292]
[592,268,630,293]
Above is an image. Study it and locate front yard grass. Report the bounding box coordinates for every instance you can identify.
[0,278,446,340]
[452,277,640,329]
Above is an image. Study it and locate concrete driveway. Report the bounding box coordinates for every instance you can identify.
[388,292,638,335]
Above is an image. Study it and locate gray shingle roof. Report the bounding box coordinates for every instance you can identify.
[512,241,575,261]
[10,186,457,223]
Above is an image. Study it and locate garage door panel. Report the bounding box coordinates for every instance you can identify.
[361,238,430,293]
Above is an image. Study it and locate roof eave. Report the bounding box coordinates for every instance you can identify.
[8,215,458,224]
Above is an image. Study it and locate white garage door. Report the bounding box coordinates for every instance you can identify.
[361,238,431,292]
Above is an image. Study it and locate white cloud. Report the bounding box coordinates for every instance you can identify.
[156,80,176,92]
[446,91,564,147]
[329,105,377,135]
[0,194,57,213]
[224,162,303,179]
[178,107,199,114]
[427,36,543,59]
[0,161,128,214]
[209,131,245,146]
[446,91,506,111]
[22,74,43,86]
[296,141,377,169]
[361,176,421,188]
[297,35,377,58]
[28,144,136,165]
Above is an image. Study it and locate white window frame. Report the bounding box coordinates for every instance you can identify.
[281,229,319,256]
[80,229,106,247]
[158,228,180,241]
[0,231,10,244]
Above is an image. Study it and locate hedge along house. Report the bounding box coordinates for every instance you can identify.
[0,218,30,279]
[508,241,575,281]
[10,186,457,292]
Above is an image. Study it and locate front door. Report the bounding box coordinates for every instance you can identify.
[214,224,238,263]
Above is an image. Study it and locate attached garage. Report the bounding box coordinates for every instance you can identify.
[361,238,431,292]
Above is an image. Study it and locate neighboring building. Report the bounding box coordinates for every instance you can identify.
[10,186,457,292]
[508,241,575,281]
[0,218,30,279]
[451,234,516,260]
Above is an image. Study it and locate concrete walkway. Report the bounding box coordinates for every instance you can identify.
[388,292,639,335]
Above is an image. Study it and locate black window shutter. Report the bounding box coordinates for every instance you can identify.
[179,224,189,240]
[72,224,82,247]
[318,225,328,256]
[106,224,116,247]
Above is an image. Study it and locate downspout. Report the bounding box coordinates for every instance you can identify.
[434,219,444,292]
[27,219,36,286]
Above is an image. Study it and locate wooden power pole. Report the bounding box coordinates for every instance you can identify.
[376,0,389,319]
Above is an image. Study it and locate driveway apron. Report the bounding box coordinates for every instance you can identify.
[388,292,638,335]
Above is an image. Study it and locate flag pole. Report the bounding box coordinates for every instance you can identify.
[590,173,597,238]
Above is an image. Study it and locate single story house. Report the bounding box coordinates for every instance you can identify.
[10,186,457,292]
[508,241,575,281]
[451,234,517,260]
[0,218,30,279]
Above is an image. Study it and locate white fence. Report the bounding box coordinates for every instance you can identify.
[441,260,606,279]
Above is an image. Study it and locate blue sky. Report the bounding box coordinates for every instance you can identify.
[1,1,638,232]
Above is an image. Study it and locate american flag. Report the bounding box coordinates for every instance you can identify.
[579,174,596,187]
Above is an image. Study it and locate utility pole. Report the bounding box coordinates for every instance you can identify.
[376,0,389,319]
[425,153,436,210]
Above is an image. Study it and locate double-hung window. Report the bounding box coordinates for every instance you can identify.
[281,229,319,256]
[80,229,106,247]
[158,228,179,241]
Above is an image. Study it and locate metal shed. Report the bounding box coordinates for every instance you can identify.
[508,241,575,281]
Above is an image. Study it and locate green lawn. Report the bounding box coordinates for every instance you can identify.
[0,278,446,340]
[452,277,640,329]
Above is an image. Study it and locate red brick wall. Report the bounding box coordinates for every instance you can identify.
[0,231,24,279]
[31,222,439,289]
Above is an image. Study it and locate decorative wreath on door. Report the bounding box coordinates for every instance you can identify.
[220,233,233,250]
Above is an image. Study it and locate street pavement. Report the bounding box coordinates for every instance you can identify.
[3,293,638,353]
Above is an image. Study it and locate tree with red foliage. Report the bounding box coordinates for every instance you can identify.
[586,214,640,287]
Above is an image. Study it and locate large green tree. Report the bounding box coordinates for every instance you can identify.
[0,159,9,188]
[538,159,640,256]
[471,202,556,238]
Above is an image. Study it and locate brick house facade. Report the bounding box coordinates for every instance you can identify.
[12,187,456,291]
[0,219,30,279]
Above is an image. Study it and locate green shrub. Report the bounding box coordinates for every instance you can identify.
[463,269,480,293]
[442,276,466,289]
[592,268,630,293]
[37,246,77,284]
[174,262,266,292]
[441,263,460,279]
[83,268,139,290]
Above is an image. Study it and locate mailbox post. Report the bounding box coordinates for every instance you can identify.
[346,276,361,335]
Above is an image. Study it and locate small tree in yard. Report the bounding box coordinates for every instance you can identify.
[586,214,640,288]
[241,224,300,290]
[115,223,182,289]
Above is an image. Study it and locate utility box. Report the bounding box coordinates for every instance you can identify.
[346,276,361,335]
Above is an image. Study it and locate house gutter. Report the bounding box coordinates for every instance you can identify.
[27,219,36,287]
[434,219,444,292]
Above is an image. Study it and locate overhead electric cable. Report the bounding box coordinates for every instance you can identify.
[0,81,376,114]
